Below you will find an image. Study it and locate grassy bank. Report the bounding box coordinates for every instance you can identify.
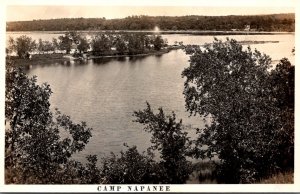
[187,161,218,184]
[8,53,68,67]
[258,171,294,184]
[187,160,294,184]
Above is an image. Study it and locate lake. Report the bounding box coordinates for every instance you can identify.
[6,32,295,162]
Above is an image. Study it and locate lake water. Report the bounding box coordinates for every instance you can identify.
[6,32,295,162]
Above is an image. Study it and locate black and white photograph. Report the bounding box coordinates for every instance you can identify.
[0,0,298,192]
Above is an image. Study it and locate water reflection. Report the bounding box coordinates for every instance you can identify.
[128,55,148,62]
[73,60,89,66]
[92,55,152,65]
[61,60,71,66]
[115,57,127,62]
[93,57,119,65]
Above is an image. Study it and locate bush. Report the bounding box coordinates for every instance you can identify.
[100,145,157,184]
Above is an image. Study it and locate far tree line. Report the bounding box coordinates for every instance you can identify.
[6,31,169,58]
[6,13,295,32]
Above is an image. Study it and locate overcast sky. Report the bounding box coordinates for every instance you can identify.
[6,1,296,22]
[6,6,295,21]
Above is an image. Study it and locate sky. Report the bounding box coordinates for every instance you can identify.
[5,1,296,22]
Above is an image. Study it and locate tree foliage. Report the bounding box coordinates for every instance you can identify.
[58,31,80,54]
[100,145,157,184]
[89,33,168,56]
[114,35,128,55]
[182,38,294,183]
[7,32,170,58]
[9,35,36,58]
[37,38,55,54]
[153,35,164,51]
[126,33,146,54]
[268,58,294,171]
[7,14,295,32]
[91,34,112,55]
[77,37,90,53]
[7,36,15,56]
[58,35,72,54]
[52,38,59,53]
[133,103,193,183]
[5,61,93,183]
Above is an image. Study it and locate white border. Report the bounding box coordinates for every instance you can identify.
[0,0,299,192]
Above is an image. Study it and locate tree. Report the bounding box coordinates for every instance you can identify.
[12,35,36,58]
[58,35,72,54]
[37,39,54,54]
[126,34,145,54]
[99,103,193,184]
[37,38,44,54]
[182,38,294,183]
[58,33,73,54]
[144,35,152,50]
[114,35,127,55]
[77,37,90,53]
[133,103,193,183]
[91,34,112,55]
[153,35,164,51]
[67,31,81,44]
[6,36,15,56]
[52,38,59,53]
[77,155,101,184]
[5,61,93,183]
[268,58,294,171]
[43,41,54,53]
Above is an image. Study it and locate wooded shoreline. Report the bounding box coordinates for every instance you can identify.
[6,13,295,32]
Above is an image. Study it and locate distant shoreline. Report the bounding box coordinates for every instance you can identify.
[6,13,295,33]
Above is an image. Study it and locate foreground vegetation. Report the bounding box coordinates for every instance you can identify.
[5,38,294,184]
[6,13,294,32]
[258,171,293,184]
[183,39,294,183]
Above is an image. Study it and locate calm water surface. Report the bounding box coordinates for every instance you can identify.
[7,32,295,162]
[27,50,201,161]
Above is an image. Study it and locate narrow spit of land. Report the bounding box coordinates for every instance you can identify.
[8,46,182,67]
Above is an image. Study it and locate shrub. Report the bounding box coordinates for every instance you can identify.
[100,145,157,184]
